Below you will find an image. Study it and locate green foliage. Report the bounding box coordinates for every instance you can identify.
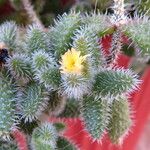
[82,13,110,37]
[0,0,5,5]
[137,0,150,16]
[108,97,132,144]
[0,6,142,147]
[32,50,55,70]
[59,98,80,118]
[73,13,109,67]
[73,25,104,68]
[81,95,110,140]
[53,122,66,133]
[121,44,135,57]
[61,73,91,99]
[0,141,18,150]
[10,0,22,10]
[36,68,61,90]
[50,12,81,59]
[18,83,49,122]
[124,16,150,57]
[0,21,17,50]
[57,137,77,150]
[31,122,58,150]
[46,92,66,116]
[91,0,112,12]
[93,68,139,98]
[32,50,60,90]
[25,24,50,54]
[0,74,17,140]
[6,54,33,83]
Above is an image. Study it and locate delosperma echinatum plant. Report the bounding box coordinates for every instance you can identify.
[1,0,150,149]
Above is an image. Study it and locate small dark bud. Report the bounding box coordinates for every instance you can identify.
[0,48,9,63]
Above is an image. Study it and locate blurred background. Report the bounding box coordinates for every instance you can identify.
[0,0,150,150]
[0,0,150,26]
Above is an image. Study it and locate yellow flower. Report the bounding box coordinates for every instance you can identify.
[60,48,89,74]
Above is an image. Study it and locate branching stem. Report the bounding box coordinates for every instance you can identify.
[22,0,44,29]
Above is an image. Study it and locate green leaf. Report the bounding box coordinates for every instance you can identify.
[31,123,58,150]
[73,13,110,68]
[57,137,77,150]
[137,0,150,16]
[25,24,50,54]
[59,98,80,118]
[6,54,33,83]
[0,141,18,150]
[32,50,56,70]
[18,82,49,122]
[49,12,81,59]
[73,25,104,68]
[0,75,17,140]
[46,91,66,116]
[0,21,17,50]
[36,68,61,90]
[53,122,66,133]
[124,16,150,57]
[121,44,135,57]
[61,73,90,99]
[71,1,92,13]
[81,95,110,140]
[108,97,132,144]
[93,68,139,97]
[82,12,110,36]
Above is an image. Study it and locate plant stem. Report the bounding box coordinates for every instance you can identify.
[22,0,44,28]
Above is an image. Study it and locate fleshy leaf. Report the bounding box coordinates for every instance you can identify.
[108,97,132,144]
[93,68,139,98]
[81,95,110,140]
[18,83,49,122]
[31,123,58,150]
[0,74,17,140]
[0,21,17,50]
[49,12,81,59]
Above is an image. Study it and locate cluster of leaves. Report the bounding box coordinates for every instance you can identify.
[0,0,150,148]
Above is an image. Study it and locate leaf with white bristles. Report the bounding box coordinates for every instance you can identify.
[81,95,111,141]
[108,96,132,145]
[25,24,50,54]
[93,68,140,98]
[0,21,17,50]
[35,67,61,91]
[0,141,18,150]
[32,50,56,70]
[123,16,150,58]
[61,73,91,99]
[72,25,105,69]
[31,122,58,150]
[0,74,18,140]
[6,54,33,83]
[17,83,49,122]
[49,12,81,59]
